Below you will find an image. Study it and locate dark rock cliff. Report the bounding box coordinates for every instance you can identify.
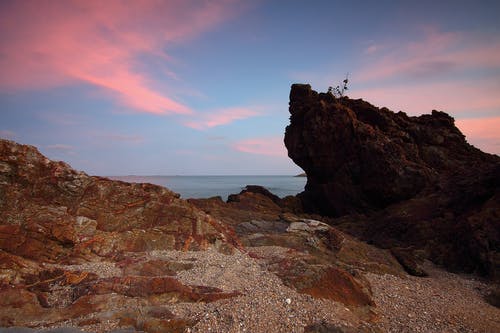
[284,84,500,278]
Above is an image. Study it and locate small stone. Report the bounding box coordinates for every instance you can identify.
[285,298,292,305]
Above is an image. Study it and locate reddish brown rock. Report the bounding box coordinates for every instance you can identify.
[88,275,239,301]
[284,84,500,279]
[0,139,243,329]
[0,139,239,265]
[0,136,463,331]
[0,287,46,326]
[192,191,404,307]
[299,267,373,306]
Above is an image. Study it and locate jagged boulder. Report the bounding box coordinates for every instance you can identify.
[284,84,500,278]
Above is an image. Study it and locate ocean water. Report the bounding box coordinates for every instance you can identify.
[109,175,306,200]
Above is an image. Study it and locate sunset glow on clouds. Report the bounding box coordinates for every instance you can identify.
[356,28,500,99]
[0,1,498,175]
[354,79,500,116]
[356,28,499,83]
[0,0,238,115]
[456,117,500,154]
[349,26,500,154]
[233,137,288,157]
[184,107,261,130]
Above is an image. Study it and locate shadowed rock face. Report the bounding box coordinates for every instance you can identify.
[285,84,498,216]
[284,84,500,278]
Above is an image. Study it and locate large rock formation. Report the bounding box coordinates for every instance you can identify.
[284,84,500,278]
[0,139,241,330]
[0,139,393,331]
[1,135,497,332]
[0,139,241,261]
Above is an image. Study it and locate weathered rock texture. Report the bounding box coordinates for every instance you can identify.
[0,139,241,330]
[0,140,244,261]
[284,84,500,278]
[190,188,405,308]
[0,139,390,331]
[1,138,498,332]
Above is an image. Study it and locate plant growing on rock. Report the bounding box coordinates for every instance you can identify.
[328,73,349,98]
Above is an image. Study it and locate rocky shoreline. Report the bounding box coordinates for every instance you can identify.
[1,84,499,332]
[1,139,498,333]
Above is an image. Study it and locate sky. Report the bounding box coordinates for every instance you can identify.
[1,0,499,175]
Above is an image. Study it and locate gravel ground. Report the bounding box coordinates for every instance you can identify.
[6,249,499,332]
[366,261,500,333]
[152,248,371,332]
[47,262,122,279]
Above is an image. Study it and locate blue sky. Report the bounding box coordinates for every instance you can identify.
[1,0,499,175]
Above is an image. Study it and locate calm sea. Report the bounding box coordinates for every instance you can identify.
[109,175,306,200]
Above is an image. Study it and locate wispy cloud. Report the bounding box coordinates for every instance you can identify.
[349,26,500,156]
[233,136,287,157]
[363,44,380,55]
[46,144,76,155]
[356,27,500,83]
[0,130,17,140]
[97,134,145,144]
[184,107,261,130]
[39,111,84,126]
[0,0,240,115]
[353,78,500,116]
[207,136,227,141]
[175,149,196,156]
[46,144,74,150]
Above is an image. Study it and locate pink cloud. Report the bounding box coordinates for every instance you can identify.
[0,0,240,115]
[356,28,500,83]
[0,130,17,140]
[456,117,500,139]
[349,27,500,157]
[45,144,76,156]
[98,134,144,144]
[456,117,500,155]
[353,79,500,116]
[40,111,84,126]
[364,44,380,55]
[233,136,287,157]
[350,83,500,156]
[184,107,261,130]
[46,144,74,150]
[175,149,196,156]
